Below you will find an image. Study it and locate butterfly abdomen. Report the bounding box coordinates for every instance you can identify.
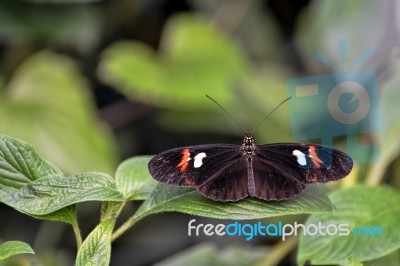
[247,158,256,196]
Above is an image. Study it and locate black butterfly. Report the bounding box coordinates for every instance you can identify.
[148,133,353,202]
[148,96,353,202]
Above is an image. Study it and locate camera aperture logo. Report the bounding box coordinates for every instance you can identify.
[286,39,380,164]
[188,219,383,241]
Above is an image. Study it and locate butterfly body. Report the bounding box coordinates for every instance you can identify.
[148,134,353,202]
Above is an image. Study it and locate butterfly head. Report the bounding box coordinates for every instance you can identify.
[243,134,254,144]
[243,134,255,156]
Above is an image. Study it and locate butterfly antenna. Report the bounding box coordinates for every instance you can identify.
[249,97,291,134]
[206,95,248,134]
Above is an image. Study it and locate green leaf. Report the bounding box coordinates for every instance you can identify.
[115,156,157,200]
[298,185,400,265]
[0,134,62,200]
[4,173,124,215]
[101,156,156,220]
[134,183,332,221]
[0,134,80,224]
[0,51,117,175]
[98,14,247,109]
[32,205,78,225]
[0,241,34,260]
[76,219,115,266]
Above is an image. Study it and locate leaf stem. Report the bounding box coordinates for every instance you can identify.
[114,202,127,218]
[72,222,82,250]
[111,213,146,241]
[101,202,126,221]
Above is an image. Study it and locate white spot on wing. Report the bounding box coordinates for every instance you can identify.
[194,152,207,168]
[292,150,306,166]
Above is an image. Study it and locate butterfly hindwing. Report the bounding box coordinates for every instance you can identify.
[196,158,249,201]
[252,156,307,200]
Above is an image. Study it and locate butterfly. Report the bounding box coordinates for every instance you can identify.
[147,97,353,202]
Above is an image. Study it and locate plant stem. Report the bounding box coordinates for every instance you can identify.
[366,159,388,185]
[101,202,126,221]
[111,213,145,242]
[72,222,83,250]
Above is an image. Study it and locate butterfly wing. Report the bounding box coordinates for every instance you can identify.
[196,158,249,201]
[252,157,307,200]
[253,143,353,200]
[148,144,249,201]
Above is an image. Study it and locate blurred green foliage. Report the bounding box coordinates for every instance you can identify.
[367,64,400,185]
[296,0,395,73]
[99,13,294,144]
[0,1,100,55]
[0,52,117,174]
[99,14,247,109]
[0,0,400,265]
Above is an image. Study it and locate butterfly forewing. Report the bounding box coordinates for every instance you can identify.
[148,144,243,188]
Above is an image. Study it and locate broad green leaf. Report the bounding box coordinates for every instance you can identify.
[134,183,332,221]
[115,156,157,200]
[4,173,124,215]
[0,134,62,200]
[32,205,78,225]
[101,156,157,220]
[154,243,265,266]
[0,241,34,260]
[76,219,115,266]
[0,135,79,224]
[298,185,400,265]
[98,14,247,109]
[0,51,117,175]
